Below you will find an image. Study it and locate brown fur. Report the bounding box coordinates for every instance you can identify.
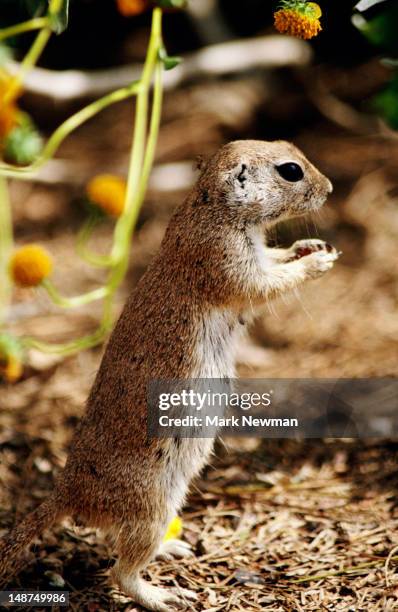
[0,141,336,608]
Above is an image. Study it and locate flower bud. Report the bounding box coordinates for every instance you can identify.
[86,174,127,218]
[10,244,53,287]
[116,0,150,16]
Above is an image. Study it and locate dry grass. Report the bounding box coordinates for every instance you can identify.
[2,400,398,611]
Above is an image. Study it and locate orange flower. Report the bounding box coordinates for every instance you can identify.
[116,0,150,16]
[0,72,21,138]
[0,334,24,383]
[0,355,23,383]
[86,174,127,218]
[10,244,53,287]
[274,1,322,40]
[0,103,18,138]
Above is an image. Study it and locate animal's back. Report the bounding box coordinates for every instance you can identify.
[58,228,236,524]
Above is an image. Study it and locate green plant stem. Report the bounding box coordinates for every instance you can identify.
[23,323,109,355]
[0,18,49,43]
[137,61,164,210]
[22,8,164,356]
[4,0,66,104]
[0,177,13,327]
[100,9,163,332]
[0,81,140,179]
[110,8,163,275]
[41,279,110,309]
[76,215,113,268]
[18,27,51,79]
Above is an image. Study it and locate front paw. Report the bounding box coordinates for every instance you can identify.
[302,250,339,280]
[289,239,339,261]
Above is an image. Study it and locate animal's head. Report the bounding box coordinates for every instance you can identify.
[197,140,332,226]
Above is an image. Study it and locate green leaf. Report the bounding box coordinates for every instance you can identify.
[352,6,398,54]
[49,0,69,34]
[4,124,43,166]
[155,0,188,9]
[158,47,182,71]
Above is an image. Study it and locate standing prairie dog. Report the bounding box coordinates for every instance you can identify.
[0,140,338,611]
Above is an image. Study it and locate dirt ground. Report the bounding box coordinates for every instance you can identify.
[1,57,398,610]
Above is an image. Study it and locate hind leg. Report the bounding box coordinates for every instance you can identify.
[111,520,197,612]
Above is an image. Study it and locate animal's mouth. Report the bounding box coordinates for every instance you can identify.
[296,192,329,216]
[257,190,329,225]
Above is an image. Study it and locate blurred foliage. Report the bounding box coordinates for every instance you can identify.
[0,5,166,369]
[355,2,398,53]
[0,332,24,383]
[373,74,398,129]
[158,45,181,70]
[24,0,48,17]
[4,121,43,165]
[49,0,70,34]
[0,44,12,64]
[354,0,398,128]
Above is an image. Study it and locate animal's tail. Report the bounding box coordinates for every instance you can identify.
[0,494,64,587]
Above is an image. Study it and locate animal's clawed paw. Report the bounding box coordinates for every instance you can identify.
[302,250,339,279]
[157,538,194,560]
[121,577,197,612]
[289,238,340,261]
[170,586,198,607]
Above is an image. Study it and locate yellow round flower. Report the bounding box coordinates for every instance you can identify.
[10,244,53,287]
[0,355,23,383]
[163,516,183,542]
[116,0,150,17]
[274,1,322,40]
[86,174,127,218]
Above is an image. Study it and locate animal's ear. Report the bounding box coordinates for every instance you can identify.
[194,155,208,171]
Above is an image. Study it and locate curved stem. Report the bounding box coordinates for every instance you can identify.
[23,323,109,355]
[0,81,141,179]
[137,61,164,214]
[0,18,49,43]
[17,27,51,75]
[76,216,113,268]
[73,51,162,277]
[3,26,51,107]
[110,8,163,272]
[19,8,164,356]
[99,9,163,338]
[2,0,58,104]
[41,279,110,309]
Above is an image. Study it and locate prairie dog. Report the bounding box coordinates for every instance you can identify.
[0,140,338,611]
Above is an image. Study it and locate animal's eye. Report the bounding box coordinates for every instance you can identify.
[237,164,247,188]
[276,162,304,182]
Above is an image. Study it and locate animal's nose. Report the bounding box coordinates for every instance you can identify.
[326,179,333,194]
